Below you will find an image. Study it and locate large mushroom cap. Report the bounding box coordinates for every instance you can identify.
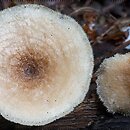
[96,53,130,114]
[0,4,93,126]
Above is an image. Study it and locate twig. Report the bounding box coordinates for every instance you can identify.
[70,7,98,16]
[85,0,93,6]
[93,18,130,44]
[103,0,126,13]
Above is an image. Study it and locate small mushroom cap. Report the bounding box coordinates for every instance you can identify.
[96,53,130,114]
[0,4,93,125]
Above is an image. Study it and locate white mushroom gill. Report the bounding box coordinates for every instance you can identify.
[0,4,93,126]
[96,53,130,115]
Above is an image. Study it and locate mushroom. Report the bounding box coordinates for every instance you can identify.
[0,4,93,126]
[96,53,130,115]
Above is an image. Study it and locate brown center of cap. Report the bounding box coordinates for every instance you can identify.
[24,64,36,77]
[23,59,39,79]
[7,47,55,89]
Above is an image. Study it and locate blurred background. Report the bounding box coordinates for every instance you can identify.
[0,0,130,130]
